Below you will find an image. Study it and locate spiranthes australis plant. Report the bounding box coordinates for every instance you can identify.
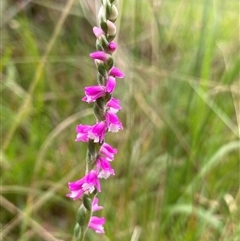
[66,0,124,240]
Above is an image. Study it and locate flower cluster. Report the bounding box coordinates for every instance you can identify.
[67,0,123,238]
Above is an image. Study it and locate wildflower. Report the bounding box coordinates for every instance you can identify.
[82,86,105,103]
[105,76,116,93]
[90,51,109,62]
[82,76,116,103]
[88,216,105,234]
[109,66,125,78]
[100,142,117,161]
[69,0,123,238]
[97,156,115,179]
[67,170,101,200]
[88,121,107,143]
[106,110,123,132]
[93,27,105,38]
[106,97,122,112]
[106,20,116,36]
[75,124,92,142]
[92,197,103,212]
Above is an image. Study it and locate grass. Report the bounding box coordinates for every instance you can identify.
[1,0,239,240]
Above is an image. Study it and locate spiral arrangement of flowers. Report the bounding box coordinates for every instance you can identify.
[66,0,123,239]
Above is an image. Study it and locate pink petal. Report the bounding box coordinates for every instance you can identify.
[88,216,105,234]
[66,170,100,200]
[75,124,92,142]
[82,85,105,103]
[106,111,123,133]
[92,197,103,212]
[100,143,117,161]
[93,27,104,38]
[106,97,122,112]
[109,66,124,78]
[97,156,115,179]
[105,76,116,93]
[108,42,117,52]
[90,51,109,62]
[88,121,107,143]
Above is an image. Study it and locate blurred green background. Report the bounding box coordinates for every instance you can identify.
[1,0,239,240]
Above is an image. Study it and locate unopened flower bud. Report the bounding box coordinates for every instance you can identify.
[93,27,104,38]
[95,60,108,77]
[98,6,105,22]
[108,42,117,53]
[105,1,112,19]
[100,21,108,34]
[109,5,118,21]
[83,195,92,211]
[74,223,80,239]
[106,56,114,71]
[77,205,87,226]
[99,36,109,50]
[106,20,116,36]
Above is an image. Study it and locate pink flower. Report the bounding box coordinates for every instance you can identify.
[67,170,101,200]
[108,42,117,53]
[82,77,116,103]
[106,111,123,133]
[93,27,105,38]
[105,76,116,93]
[106,97,122,113]
[92,197,103,212]
[97,156,115,179]
[88,216,105,234]
[88,121,107,143]
[90,51,109,62]
[82,85,105,103]
[109,66,124,78]
[100,143,117,161]
[75,124,92,142]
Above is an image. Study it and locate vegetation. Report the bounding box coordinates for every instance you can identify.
[2,0,239,240]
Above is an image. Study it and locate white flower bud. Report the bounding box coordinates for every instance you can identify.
[106,20,116,36]
[109,5,118,21]
[98,6,106,23]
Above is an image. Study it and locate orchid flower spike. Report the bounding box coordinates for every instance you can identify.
[68,1,124,239]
